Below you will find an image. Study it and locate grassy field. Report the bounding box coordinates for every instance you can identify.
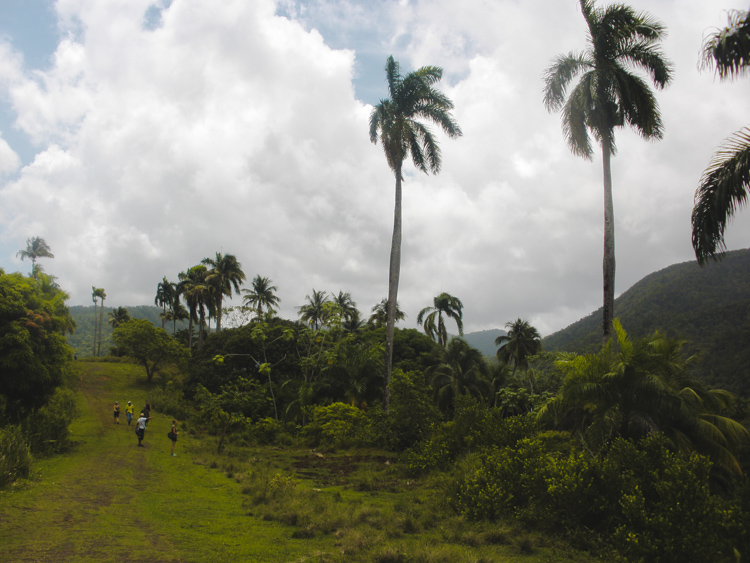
[0,362,599,562]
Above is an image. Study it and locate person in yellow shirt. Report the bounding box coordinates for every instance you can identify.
[125,401,135,425]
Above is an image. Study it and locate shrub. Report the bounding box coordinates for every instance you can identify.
[404,401,538,475]
[21,387,78,455]
[0,425,32,487]
[251,417,295,445]
[448,432,742,562]
[304,402,372,449]
[385,369,440,451]
[150,382,192,420]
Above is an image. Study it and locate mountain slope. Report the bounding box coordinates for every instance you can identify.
[543,248,750,394]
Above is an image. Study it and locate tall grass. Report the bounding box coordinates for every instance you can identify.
[0,425,32,486]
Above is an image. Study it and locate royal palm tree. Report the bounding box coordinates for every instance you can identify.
[97,288,107,357]
[692,9,750,265]
[154,277,176,329]
[495,318,542,377]
[417,292,464,347]
[242,275,280,319]
[368,298,406,328]
[370,55,462,410]
[91,286,100,356]
[17,237,54,279]
[178,265,211,348]
[297,289,330,330]
[202,252,245,333]
[543,0,672,341]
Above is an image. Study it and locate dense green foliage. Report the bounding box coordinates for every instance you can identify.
[0,268,79,486]
[112,319,189,382]
[0,271,74,412]
[543,248,750,395]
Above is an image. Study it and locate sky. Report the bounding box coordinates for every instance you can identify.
[0,0,748,337]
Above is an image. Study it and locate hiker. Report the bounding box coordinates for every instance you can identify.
[135,412,151,447]
[142,401,151,427]
[168,420,178,456]
[113,401,120,424]
[125,401,134,425]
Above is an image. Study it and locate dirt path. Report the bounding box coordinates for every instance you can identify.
[0,363,330,563]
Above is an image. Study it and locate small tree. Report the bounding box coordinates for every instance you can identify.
[112,319,188,382]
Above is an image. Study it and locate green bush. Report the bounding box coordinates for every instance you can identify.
[448,433,742,562]
[0,425,32,487]
[252,417,295,445]
[385,369,440,451]
[304,402,372,449]
[21,387,78,455]
[404,400,538,475]
[150,382,192,420]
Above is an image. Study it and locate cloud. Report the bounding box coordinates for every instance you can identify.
[0,0,749,339]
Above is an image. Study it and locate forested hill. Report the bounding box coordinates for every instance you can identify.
[543,248,750,395]
[67,305,188,357]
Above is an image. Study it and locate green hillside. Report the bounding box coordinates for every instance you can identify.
[543,248,750,395]
[67,305,188,357]
[462,328,505,357]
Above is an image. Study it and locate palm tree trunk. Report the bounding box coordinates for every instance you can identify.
[98,298,105,356]
[216,296,223,333]
[384,166,403,413]
[92,298,98,357]
[601,140,616,343]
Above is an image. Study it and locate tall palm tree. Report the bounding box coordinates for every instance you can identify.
[242,275,280,319]
[154,277,176,329]
[91,286,99,357]
[297,289,330,330]
[97,288,106,357]
[202,252,246,333]
[370,55,462,410]
[495,318,542,377]
[178,265,211,348]
[417,292,464,347]
[692,9,750,265]
[368,298,406,328]
[543,0,672,341]
[17,237,54,279]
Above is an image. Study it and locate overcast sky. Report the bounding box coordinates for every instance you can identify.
[0,0,748,336]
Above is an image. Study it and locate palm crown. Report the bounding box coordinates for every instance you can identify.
[417,292,464,347]
[543,0,672,158]
[242,275,280,319]
[692,9,750,265]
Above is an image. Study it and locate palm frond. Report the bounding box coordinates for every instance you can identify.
[700,9,750,80]
[691,128,750,264]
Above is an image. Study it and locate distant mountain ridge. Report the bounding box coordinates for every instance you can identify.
[67,304,188,357]
[461,329,505,357]
[542,248,750,395]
